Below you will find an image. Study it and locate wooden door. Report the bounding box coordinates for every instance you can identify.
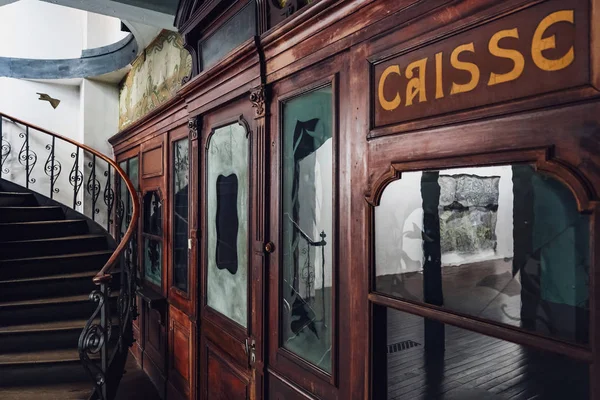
[198,96,265,400]
[266,54,350,399]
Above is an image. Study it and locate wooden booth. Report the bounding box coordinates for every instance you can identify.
[109,0,600,399]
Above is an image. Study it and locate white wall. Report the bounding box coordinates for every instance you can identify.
[0,0,128,59]
[80,79,119,227]
[0,1,124,221]
[84,12,128,49]
[0,0,85,59]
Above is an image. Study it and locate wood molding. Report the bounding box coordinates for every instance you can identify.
[365,147,597,212]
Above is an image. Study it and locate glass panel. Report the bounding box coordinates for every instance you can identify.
[200,1,256,71]
[206,122,249,327]
[375,165,590,345]
[129,156,139,191]
[378,308,589,400]
[143,191,162,236]
[144,237,162,286]
[127,157,138,228]
[281,86,333,372]
[173,139,190,293]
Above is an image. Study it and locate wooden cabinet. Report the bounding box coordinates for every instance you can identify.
[109,0,600,399]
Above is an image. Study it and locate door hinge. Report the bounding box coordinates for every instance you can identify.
[245,337,256,367]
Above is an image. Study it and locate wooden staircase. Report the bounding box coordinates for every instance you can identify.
[0,185,119,399]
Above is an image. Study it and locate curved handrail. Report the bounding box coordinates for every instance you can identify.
[0,112,139,286]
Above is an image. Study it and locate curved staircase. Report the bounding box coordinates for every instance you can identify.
[0,114,139,400]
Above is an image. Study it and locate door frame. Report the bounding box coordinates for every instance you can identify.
[195,95,265,400]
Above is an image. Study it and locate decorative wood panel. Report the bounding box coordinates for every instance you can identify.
[142,145,164,178]
[168,305,193,399]
[205,342,250,400]
[268,371,318,400]
[373,0,590,128]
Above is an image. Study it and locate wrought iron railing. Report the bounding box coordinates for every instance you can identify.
[0,113,139,400]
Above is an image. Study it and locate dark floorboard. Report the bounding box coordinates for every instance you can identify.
[115,356,161,400]
[386,310,589,400]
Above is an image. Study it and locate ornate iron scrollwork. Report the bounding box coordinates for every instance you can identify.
[78,288,110,400]
[86,159,101,218]
[103,168,115,230]
[44,139,61,198]
[18,131,37,186]
[69,151,83,208]
[1,137,10,175]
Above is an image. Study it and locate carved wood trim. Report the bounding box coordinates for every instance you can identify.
[366,147,597,212]
[188,117,199,140]
[250,85,266,119]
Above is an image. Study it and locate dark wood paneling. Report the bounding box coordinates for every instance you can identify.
[268,370,318,400]
[142,145,164,178]
[168,305,193,398]
[108,2,600,400]
[205,342,250,400]
[373,0,590,128]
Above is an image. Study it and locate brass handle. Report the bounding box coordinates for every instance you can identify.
[264,242,275,253]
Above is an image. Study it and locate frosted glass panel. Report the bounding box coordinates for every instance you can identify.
[281,86,333,373]
[206,122,249,327]
[375,165,590,345]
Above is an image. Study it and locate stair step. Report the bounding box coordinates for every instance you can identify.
[0,349,99,387]
[0,318,120,354]
[0,234,108,260]
[0,348,91,365]
[0,206,64,223]
[0,219,88,241]
[0,269,120,302]
[0,250,113,280]
[0,318,90,334]
[0,381,93,399]
[0,192,36,207]
[0,290,120,325]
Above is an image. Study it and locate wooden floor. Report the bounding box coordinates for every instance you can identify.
[114,356,161,400]
[387,310,589,400]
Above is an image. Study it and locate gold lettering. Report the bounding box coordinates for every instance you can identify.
[450,43,480,95]
[378,65,401,111]
[488,28,525,85]
[405,58,427,106]
[532,10,575,71]
[435,52,444,99]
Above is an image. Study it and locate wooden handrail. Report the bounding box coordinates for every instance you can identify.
[0,112,139,285]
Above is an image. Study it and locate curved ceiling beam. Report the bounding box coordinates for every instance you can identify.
[39,0,175,29]
[0,33,138,79]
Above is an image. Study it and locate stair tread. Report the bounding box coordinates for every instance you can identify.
[0,249,113,264]
[0,290,119,308]
[0,348,96,365]
[0,206,60,209]
[0,270,97,285]
[0,219,84,226]
[0,234,106,245]
[0,381,92,399]
[0,318,89,334]
[0,192,31,196]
